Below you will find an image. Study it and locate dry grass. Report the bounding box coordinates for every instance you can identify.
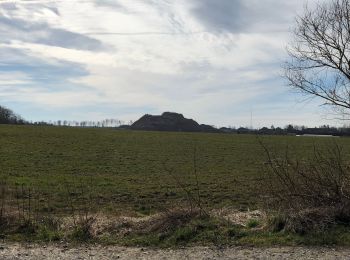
[140,208,202,234]
[212,208,266,228]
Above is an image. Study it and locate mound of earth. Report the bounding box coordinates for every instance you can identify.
[131,112,218,133]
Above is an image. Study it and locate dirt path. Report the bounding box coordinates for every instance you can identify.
[0,244,350,259]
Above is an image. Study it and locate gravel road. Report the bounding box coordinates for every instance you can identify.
[1,244,350,259]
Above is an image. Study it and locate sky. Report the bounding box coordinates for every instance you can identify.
[0,0,337,128]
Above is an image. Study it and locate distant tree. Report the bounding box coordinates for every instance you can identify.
[258,127,272,135]
[275,127,285,135]
[0,105,25,124]
[285,0,350,118]
[285,124,295,133]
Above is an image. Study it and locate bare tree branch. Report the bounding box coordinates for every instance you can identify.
[286,0,350,117]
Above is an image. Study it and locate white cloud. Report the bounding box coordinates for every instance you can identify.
[0,71,33,86]
[1,41,116,67]
[0,0,336,126]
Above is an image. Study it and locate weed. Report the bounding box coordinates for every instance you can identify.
[69,217,96,242]
[247,219,260,228]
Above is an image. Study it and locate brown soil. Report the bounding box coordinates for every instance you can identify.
[0,243,349,259]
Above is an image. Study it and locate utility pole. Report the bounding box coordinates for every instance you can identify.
[250,106,253,130]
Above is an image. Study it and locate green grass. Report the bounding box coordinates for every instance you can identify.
[1,124,349,215]
[247,219,260,228]
[3,124,350,246]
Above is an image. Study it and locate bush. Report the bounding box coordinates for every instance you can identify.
[69,217,96,242]
[142,208,202,234]
[261,142,350,233]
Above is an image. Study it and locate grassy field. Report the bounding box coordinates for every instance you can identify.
[0,124,348,215]
[2,124,350,246]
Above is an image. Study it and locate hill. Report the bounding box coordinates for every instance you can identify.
[130,112,218,132]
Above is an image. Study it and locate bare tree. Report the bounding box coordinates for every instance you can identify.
[286,0,350,118]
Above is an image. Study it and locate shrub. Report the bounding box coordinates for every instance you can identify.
[143,208,202,234]
[261,142,350,233]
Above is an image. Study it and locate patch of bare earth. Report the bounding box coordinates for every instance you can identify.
[0,244,349,259]
[212,208,266,227]
[81,208,266,237]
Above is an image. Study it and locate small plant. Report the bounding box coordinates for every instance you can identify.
[70,217,96,242]
[63,178,98,242]
[16,219,37,235]
[247,219,260,229]
[227,226,247,239]
[173,226,197,243]
[0,181,11,234]
[163,144,209,218]
[267,214,286,232]
[37,226,61,242]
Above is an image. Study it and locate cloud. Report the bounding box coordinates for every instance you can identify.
[0,0,338,127]
[93,0,123,9]
[191,0,302,33]
[192,0,247,33]
[0,16,107,51]
[0,45,89,84]
[2,41,116,69]
[0,44,95,116]
[0,71,33,86]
